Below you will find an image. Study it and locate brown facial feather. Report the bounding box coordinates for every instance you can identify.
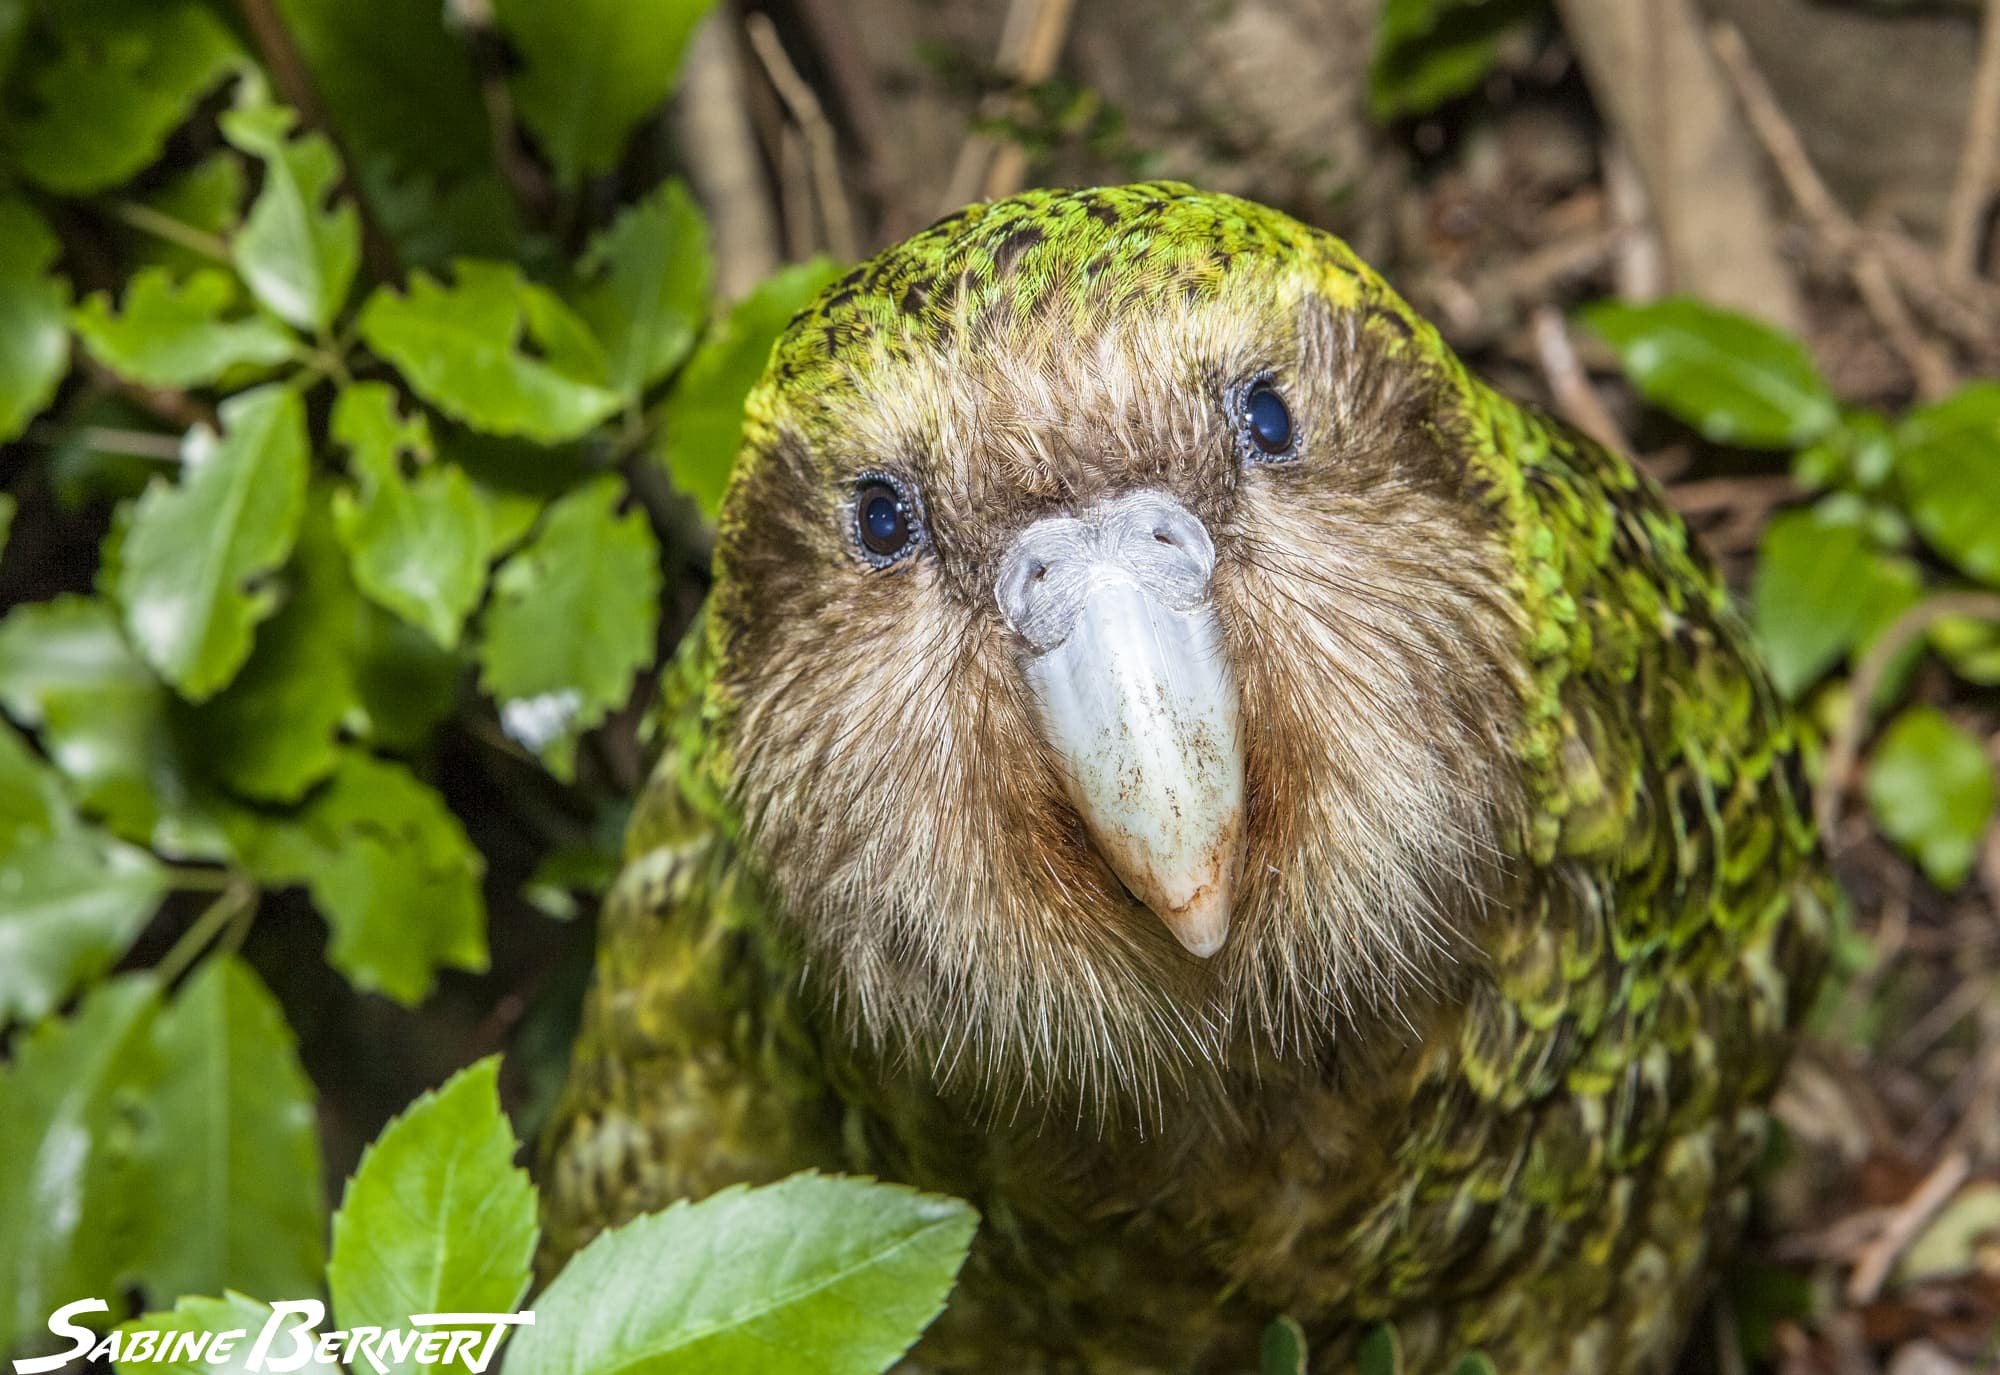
[711,199,1532,1120]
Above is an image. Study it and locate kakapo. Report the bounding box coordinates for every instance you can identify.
[540,183,1828,1374]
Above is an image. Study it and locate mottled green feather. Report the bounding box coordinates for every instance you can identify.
[540,185,1827,1374]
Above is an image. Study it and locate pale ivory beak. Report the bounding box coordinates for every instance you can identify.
[995,490,1246,957]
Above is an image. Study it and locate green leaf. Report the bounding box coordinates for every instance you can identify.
[1369,0,1544,120]
[575,181,713,400]
[331,384,493,648]
[359,262,620,442]
[1931,613,2000,686]
[116,1292,340,1375]
[0,976,159,1358]
[130,957,326,1304]
[1355,1324,1404,1375]
[0,716,69,840]
[347,604,465,752]
[10,1,243,195]
[1580,297,1839,449]
[127,152,248,277]
[655,258,842,517]
[1259,1316,1308,1375]
[185,505,365,802]
[1448,1356,1498,1375]
[492,0,717,188]
[115,384,310,701]
[0,716,165,1027]
[329,1057,536,1363]
[1751,506,1921,699]
[0,198,73,442]
[1864,706,1996,890]
[231,751,487,1003]
[507,1173,977,1375]
[274,0,491,182]
[0,492,14,561]
[73,267,299,389]
[220,103,363,334]
[0,826,166,1027]
[0,595,235,859]
[1895,382,2000,584]
[478,477,661,779]
[357,161,524,273]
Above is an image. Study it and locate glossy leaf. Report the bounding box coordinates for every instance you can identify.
[1581,298,1839,449]
[329,1058,537,1368]
[73,267,298,389]
[1864,706,1996,890]
[10,1,242,194]
[507,1174,977,1375]
[0,198,73,442]
[358,262,621,442]
[492,0,717,187]
[275,0,491,181]
[1895,383,2000,584]
[131,957,326,1304]
[0,976,159,1358]
[0,596,235,859]
[332,384,493,648]
[115,385,310,701]
[231,751,487,1004]
[0,827,166,1028]
[655,258,842,517]
[478,477,661,779]
[220,104,362,333]
[575,180,713,399]
[1751,506,1920,700]
[188,501,372,802]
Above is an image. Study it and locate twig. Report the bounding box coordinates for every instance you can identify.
[941,0,1076,211]
[1815,591,2000,843]
[1944,0,2000,280]
[154,878,258,988]
[677,12,781,300]
[109,201,232,263]
[81,358,213,433]
[25,424,187,462]
[1710,21,1956,400]
[450,0,554,221]
[234,0,400,285]
[1845,1149,1972,1303]
[746,13,858,262]
[1532,306,1631,455]
[790,0,889,218]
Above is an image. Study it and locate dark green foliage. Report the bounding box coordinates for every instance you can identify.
[0,1,970,1364]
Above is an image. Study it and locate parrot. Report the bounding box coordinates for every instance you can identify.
[537,182,1829,1374]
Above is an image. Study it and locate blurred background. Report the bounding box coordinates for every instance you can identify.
[0,0,1997,1371]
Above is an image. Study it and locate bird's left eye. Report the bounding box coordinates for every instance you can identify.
[1236,380,1296,462]
[851,474,923,566]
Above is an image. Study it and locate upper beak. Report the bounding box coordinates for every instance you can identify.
[995,490,1246,958]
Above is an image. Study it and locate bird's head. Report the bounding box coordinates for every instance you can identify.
[710,183,1533,1114]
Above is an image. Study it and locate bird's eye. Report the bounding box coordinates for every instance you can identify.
[852,475,922,565]
[1237,380,1296,461]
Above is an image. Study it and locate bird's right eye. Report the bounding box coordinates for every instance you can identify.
[852,475,922,566]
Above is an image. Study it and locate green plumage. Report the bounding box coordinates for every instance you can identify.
[540,184,1828,1373]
